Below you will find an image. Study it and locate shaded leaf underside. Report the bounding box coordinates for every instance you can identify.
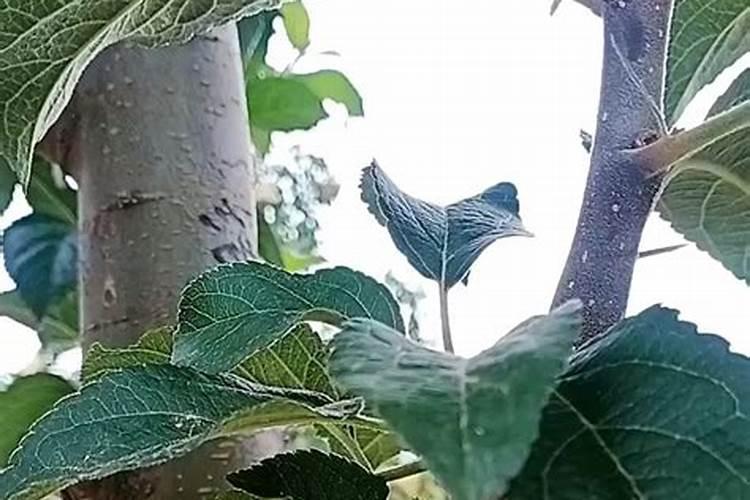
[330,302,581,500]
[659,69,750,283]
[360,161,530,289]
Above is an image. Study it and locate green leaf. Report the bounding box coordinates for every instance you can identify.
[0,290,79,354]
[0,374,73,467]
[509,305,750,499]
[329,302,582,500]
[323,425,402,470]
[658,69,750,283]
[0,0,280,186]
[81,327,172,382]
[665,0,750,124]
[26,158,77,226]
[2,214,77,317]
[249,76,327,131]
[227,449,388,500]
[293,70,364,116]
[0,364,351,500]
[360,161,531,289]
[236,324,336,397]
[258,214,285,267]
[251,125,272,155]
[281,1,311,52]
[0,164,16,216]
[237,10,277,67]
[172,261,404,374]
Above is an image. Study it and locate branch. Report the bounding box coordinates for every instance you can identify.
[629,100,750,174]
[377,460,427,482]
[551,0,672,341]
[638,244,686,259]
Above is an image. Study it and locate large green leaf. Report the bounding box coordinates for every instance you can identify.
[0,0,279,186]
[0,364,350,500]
[0,290,78,354]
[172,261,404,374]
[2,214,77,317]
[665,0,750,125]
[360,161,531,289]
[227,449,388,500]
[509,305,750,499]
[0,374,73,467]
[329,302,581,500]
[658,69,750,283]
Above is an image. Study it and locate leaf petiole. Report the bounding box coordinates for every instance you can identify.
[438,283,454,353]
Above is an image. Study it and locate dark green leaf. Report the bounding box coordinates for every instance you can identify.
[360,161,531,289]
[292,70,364,116]
[26,158,77,225]
[172,261,404,374]
[281,1,311,52]
[227,449,388,500]
[509,305,750,499]
[238,10,277,67]
[249,76,327,131]
[81,327,172,382]
[0,290,78,354]
[0,374,73,467]
[0,0,279,185]
[665,0,750,124]
[658,69,750,283]
[0,364,348,500]
[330,302,581,500]
[0,164,16,216]
[3,214,77,317]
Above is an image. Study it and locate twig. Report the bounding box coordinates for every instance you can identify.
[629,100,750,174]
[377,460,427,482]
[438,283,454,353]
[638,243,686,259]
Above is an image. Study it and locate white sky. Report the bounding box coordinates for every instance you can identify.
[1,0,748,375]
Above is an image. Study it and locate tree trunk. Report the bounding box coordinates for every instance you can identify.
[56,25,284,499]
[552,0,671,341]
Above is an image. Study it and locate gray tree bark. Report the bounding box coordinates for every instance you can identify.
[552,0,671,341]
[47,25,284,499]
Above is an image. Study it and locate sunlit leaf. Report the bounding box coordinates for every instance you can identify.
[0,374,73,467]
[292,70,364,116]
[281,1,311,52]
